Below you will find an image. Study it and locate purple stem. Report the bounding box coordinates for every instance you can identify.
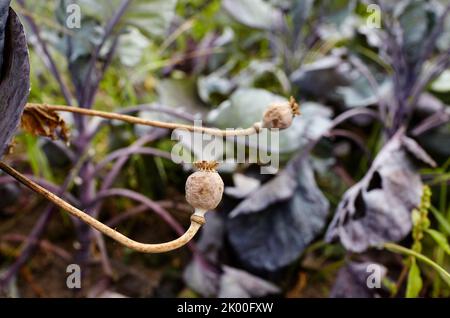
[1,234,72,262]
[69,1,131,276]
[106,204,148,228]
[288,105,383,173]
[106,201,193,228]
[86,276,111,298]
[86,104,197,139]
[16,0,73,105]
[330,108,380,128]
[410,51,450,109]
[73,161,96,268]
[86,188,185,236]
[379,10,412,135]
[47,140,76,163]
[92,230,114,277]
[97,130,168,200]
[85,35,119,107]
[74,131,166,275]
[84,188,199,255]
[348,55,388,125]
[119,107,196,123]
[0,153,87,289]
[417,4,450,66]
[89,147,172,179]
[0,175,79,205]
[0,207,54,290]
[83,0,131,108]
[123,104,198,121]
[120,104,197,121]
[327,129,371,157]
[70,13,135,275]
[70,38,121,270]
[411,110,450,136]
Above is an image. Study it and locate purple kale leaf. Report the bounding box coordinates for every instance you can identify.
[227,157,329,272]
[325,131,436,252]
[0,8,30,157]
[0,0,11,75]
[183,213,279,298]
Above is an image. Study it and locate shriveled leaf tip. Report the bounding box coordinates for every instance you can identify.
[21,104,70,143]
[289,96,300,116]
[194,160,219,172]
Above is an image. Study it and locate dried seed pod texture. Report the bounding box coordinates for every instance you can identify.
[185,161,224,211]
[262,96,300,130]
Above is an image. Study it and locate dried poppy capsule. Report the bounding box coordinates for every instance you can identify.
[262,96,300,130]
[185,161,224,211]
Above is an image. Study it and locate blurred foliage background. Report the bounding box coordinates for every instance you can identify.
[0,0,450,298]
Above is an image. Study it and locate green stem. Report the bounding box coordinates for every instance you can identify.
[432,247,445,297]
[383,242,450,287]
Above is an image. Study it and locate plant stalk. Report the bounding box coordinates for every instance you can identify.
[0,161,204,253]
[25,103,261,137]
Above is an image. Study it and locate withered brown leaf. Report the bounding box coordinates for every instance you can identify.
[5,137,16,155]
[21,104,70,143]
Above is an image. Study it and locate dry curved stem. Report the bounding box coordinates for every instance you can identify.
[25,103,262,137]
[0,161,205,253]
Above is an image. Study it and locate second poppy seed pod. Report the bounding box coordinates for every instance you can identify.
[185,161,224,211]
[262,96,300,130]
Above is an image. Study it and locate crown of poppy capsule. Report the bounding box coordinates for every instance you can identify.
[185,160,224,211]
[262,96,300,130]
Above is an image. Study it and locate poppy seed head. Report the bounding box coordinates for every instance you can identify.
[185,161,224,210]
[262,96,300,130]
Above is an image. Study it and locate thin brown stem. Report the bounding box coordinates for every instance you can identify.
[0,161,205,253]
[25,103,262,137]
